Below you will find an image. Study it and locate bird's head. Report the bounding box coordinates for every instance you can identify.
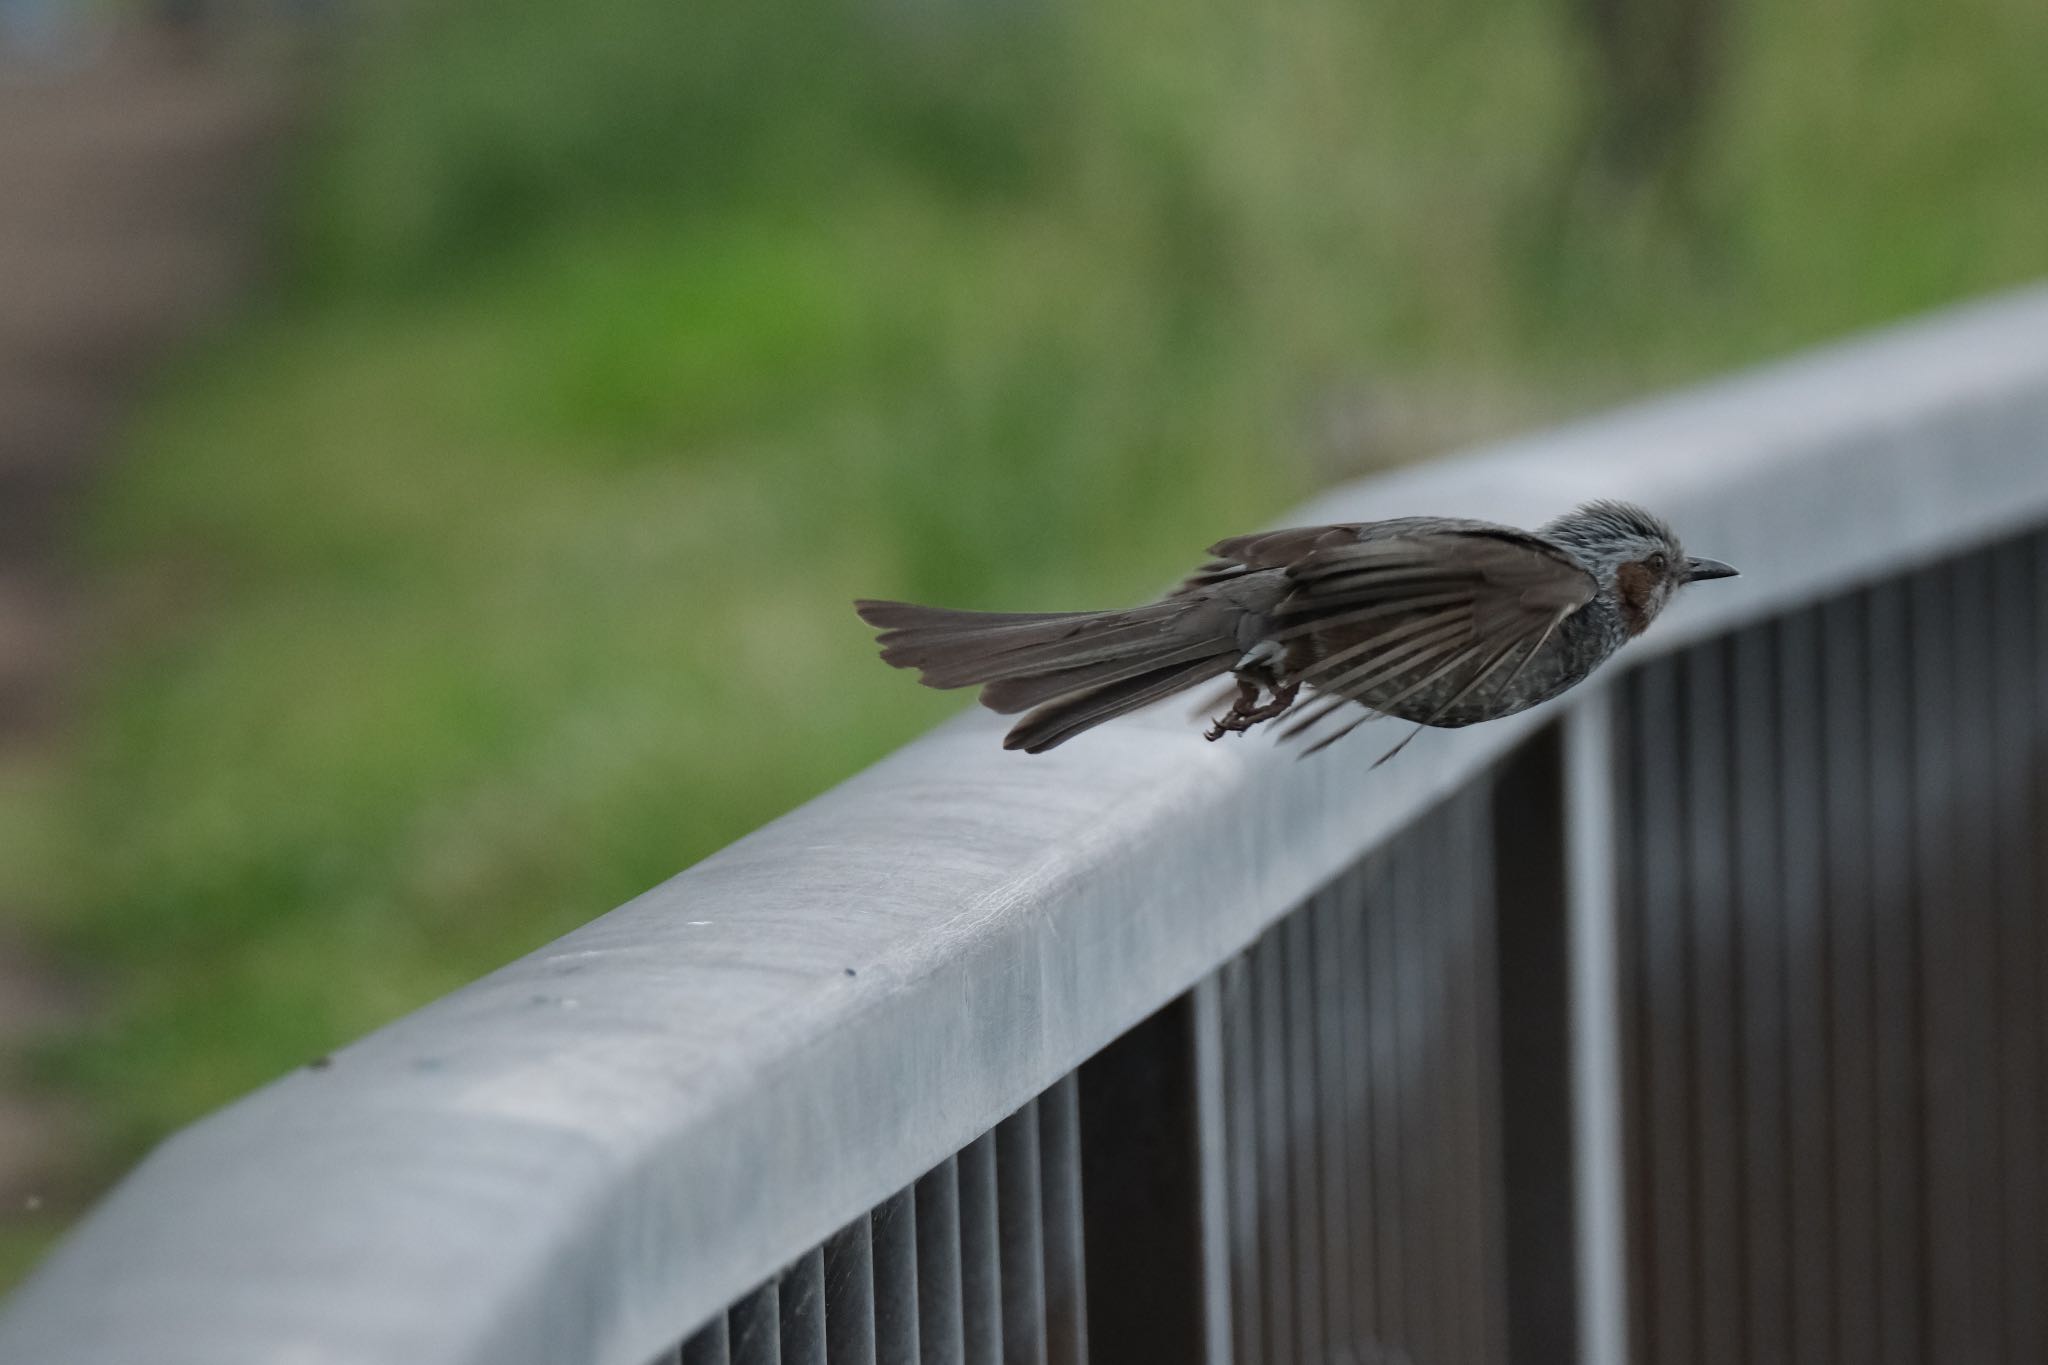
[1541,499,1738,637]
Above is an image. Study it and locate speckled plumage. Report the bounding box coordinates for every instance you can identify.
[857,500,1736,756]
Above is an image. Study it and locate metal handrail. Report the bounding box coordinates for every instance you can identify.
[5,285,2048,1365]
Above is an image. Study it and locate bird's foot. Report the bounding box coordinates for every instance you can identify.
[1203,679,1300,741]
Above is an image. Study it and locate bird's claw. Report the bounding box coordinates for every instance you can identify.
[1203,678,1299,741]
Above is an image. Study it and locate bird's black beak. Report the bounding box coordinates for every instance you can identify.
[1685,556,1739,583]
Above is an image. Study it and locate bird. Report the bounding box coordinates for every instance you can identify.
[856,500,1738,760]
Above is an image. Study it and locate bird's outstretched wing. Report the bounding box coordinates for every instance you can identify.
[1268,526,1598,756]
[1181,522,1376,589]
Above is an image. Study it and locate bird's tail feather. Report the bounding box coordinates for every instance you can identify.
[1000,656,1234,753]
[855,598,1238,751]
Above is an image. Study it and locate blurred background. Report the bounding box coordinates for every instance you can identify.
[0,0,2043,1289]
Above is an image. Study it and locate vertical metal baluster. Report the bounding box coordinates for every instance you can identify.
[1775,608,1834,1365]
[1407,816,1448,1365]
[1254,931,1297,1365]
[1611,674,1652,1365]
[1432,799,1466,1365]
[682,1315,733,1365]
[826,1214,878,1365]
[1192,973,1237,1365]
[1634,657,1696,1365]
[1441,793,1484,1365]
[1492,725,1580,1365]
[1911,563,1972,1365]
[997,1102,1047,1365]
[1990,538,2043,1365]
[1732,622,1791,1365]
[1950,551,2004,1359]
[1684,639,1742,1365]
[732,1284,781,1365]
[783,1248,828,1365]
[1865,579,1924,1365]
[1283,907,1324,1365]
[1340,863,1380,1359]
[959,1133,1004,1365]
[916,1160,966,1365]
[1222,955,1265,1365]
[1038,1076,1088,1365]
[1468,781,1509,1365]
[1449,810,1482,1365]
[1366,848,1407,1355]
[2033,530,2048,1356]
[1566,691,1628,1365]
[875,1188,921,1365]
[1068,1003,1207,1365]
[1821,593,1878,1365]
[1312,885,1355,1361]
[1394,831,1438,1365]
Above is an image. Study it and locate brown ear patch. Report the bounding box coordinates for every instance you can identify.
[1616,561,1658,636]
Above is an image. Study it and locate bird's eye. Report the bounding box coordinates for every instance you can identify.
[1647,552,1668,574]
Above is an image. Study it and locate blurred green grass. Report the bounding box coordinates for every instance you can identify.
[9,0,2048,1280]
[0,1225,54,1296]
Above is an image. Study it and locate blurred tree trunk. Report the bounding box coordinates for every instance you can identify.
[1573,0,1729,205]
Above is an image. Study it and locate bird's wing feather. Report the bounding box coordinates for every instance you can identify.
[1203,524,1371,570]
[1182,517,1543,586]
[1276,527,1597,717]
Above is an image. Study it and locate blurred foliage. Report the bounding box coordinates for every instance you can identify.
[11,0,2048,1270]
[0,1225,55,1296]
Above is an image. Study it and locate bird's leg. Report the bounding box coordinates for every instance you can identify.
[1237,678,1299,724]
[1203,676,1300,741]
[1204,679,1262,741]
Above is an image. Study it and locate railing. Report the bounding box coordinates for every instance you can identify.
[4,287,2048,1365]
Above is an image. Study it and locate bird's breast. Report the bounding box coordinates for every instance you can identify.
[1294,603,1625,728]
